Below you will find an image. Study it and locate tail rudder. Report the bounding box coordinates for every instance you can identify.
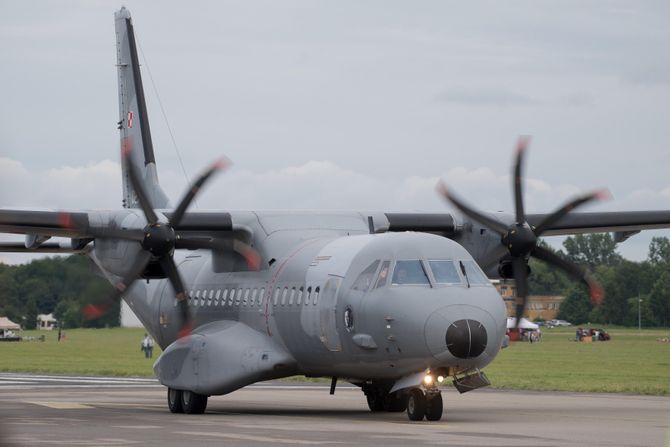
[114,7,169,210]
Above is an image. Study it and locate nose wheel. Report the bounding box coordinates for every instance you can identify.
[407,388,443,421]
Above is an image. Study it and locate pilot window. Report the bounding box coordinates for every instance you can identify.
[429,260,462,285]
[392,260,430,286]
[460,260,490,285]
[352,260,380,292]
[375,261,391,289]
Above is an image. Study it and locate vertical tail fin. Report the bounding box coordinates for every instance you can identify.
[114,7,170,210]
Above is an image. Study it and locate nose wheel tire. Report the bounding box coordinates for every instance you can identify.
[167,388,183,413]
[407,388,426,421]
[425,393,443,421]
[181,390,208,414]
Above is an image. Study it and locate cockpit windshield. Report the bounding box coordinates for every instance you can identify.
[391,260,430,286]
[428,260,462,285]
[459,260,490,285]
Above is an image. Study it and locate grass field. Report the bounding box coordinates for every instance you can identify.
[1,326,668,395]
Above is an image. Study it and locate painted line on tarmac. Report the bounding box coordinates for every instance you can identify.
[26,401,94,409]
[175,431,347,445]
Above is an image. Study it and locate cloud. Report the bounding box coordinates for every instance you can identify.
[435,87,541,107]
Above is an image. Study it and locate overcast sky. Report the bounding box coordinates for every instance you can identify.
[1,0,669,265]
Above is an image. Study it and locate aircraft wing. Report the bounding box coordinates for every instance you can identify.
[0,210,92,238]
[525,210,670,236]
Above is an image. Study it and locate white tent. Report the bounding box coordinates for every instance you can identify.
[507,317,539,330]
[0,317,21,337]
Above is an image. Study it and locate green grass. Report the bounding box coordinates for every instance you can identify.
[0,328,160,377]
[486,326,670,395]
[1,327,668,395]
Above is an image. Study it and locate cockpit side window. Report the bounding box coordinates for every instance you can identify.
[374,261,391,289]
[392,260,430,286]
[460,260,490,285]
[351,260,380,292]
[428,260,462,285]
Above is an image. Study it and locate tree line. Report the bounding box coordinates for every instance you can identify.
[0,234,668,329]
[0,256,117,329]
[529,235,670,327]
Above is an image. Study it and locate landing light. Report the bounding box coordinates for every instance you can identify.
[423,375,433,385]
[437,375,445,383]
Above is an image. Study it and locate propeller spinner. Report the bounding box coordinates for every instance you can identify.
[437,137,605,328]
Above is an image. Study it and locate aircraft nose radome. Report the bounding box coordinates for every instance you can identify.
[446,319,487,359]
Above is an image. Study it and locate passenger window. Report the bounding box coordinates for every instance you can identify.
[195,290,201,306]
[289,287,296,305]
[250,288,257,306]
[259,288,265,307]
[222,289,229,306]
[313,286,320,305]
[375,261,390,289]
[281,287,288,306]
[215,289,221,305]
[305,287,312,305]
[243,288,249,306]
[392,260,430,286]
[236,288,243,305]
[209,290,214,306]
[297,287,303,305]
[352,260,380,292]
[229,289,236,306]
[460,260,490,285]
[429,260,462,285]
[273,288,280,306]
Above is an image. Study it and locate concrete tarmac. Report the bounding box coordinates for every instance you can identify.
[0,373,668,447]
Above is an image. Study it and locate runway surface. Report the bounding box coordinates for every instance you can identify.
[0,373,668,447]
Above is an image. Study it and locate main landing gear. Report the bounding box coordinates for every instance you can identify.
[167,388,208,414]
[407,388,442,421]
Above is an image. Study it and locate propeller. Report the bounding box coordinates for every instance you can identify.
[73,147,260,338]
[437,137,605,329]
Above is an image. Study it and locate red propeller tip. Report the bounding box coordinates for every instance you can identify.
[121,137,134,157]
[516,136,530,153]
[58,212,73,230]
[594,189,612,201]
[212,158,231,171]
[435,180,449,197]
[81,304,109,320]
[177,322,193,341]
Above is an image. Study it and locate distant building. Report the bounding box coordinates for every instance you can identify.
[0,317,21,337]
[36,313,57,330]
[494,280,564,321]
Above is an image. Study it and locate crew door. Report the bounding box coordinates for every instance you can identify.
[319,276,342,352]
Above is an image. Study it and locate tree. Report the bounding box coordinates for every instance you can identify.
[528,241,571,295]
[648,236,670,265]
[648,271,670,327]
[557,286,592,324]
[563,233,622,269]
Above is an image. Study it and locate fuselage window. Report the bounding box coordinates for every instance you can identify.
[259,288,265,307]
[429,260,462,285]
[305,287,312,305]
[392,260,430,286]
[209,289,214,306]
[215,289,221,306]
[352,260,380,292]
[250,288,257,305]
[273,288,280,306]
[460,260,491,285]
[281,287,288,306]
[222,289,229,306]
[243,288,250,306]
[313,286,320,305]
[297,287,304,305]
[289,287,296,305]
[194,290,201,306]
[375,261,391,289]
[229,289,236,306]
[236,288,243,305]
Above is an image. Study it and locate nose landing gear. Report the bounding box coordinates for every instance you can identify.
[407,388,443,421]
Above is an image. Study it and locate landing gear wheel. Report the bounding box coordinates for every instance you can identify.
[167,388,183,413]
[181,390,208,414]
[407,388,426,421]
[366,393,385,412]
[425,392,443,421]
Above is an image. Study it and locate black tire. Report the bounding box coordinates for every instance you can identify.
[181,390,208,414]
[384,392,407,412]
[407,389,426,421]
[425,393,443,421]
[366,393,385,412]
[167,388,183,414]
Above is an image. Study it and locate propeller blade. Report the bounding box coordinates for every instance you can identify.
[513,137,529,224]
[158,256,192,338]
[82,251,151,320]
[436,180,508,235]
[170,158,230,228]
[512,257,529,328]
[533,189,610,236]
[122,145,159,225]
[479,245,509,271]
[175,236,261,271]
[532,245,604,305]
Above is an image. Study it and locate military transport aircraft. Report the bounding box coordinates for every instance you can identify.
[1,7,669,421]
